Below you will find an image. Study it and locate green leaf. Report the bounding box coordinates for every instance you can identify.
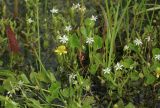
[142,67,149,76]
[30,72,38,84]
[49,82,61,92]
[0,61,3,66]
[43,41,49,49]
[47,82,61,102]
[68,100,80,108]
[82,96,94,108]
[37,71,50,83]
[0,95,19,108]
[27,98,43,108]
[114,99,124,108]
[125,102,135,108]
[139,73,144,79]
[0,70,15,77]
[89,64,98,75]
[47,71,56,83]
[151,62,160,71]
[20,74,30,84]
[145,74,156,85]
[128,43,139,53]
[82,79,91,91]
[94,36,103,50]
[69,35,80,48]
[93,53,103,65]
[3,77,17,91]
[122,58,134,68]
[0,86,5,93]
[60,88,74,98]
[80,26,87,37]
[130,71,139,81]
[84,18,95,28]
[152,48,160,56]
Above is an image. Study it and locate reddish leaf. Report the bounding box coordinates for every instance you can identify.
[5,25,20,53]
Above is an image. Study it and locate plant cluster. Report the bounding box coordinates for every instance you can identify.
[0,0,160,108]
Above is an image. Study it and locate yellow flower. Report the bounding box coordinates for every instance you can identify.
[54,45,67,55]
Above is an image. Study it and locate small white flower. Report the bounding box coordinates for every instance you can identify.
[59,35,68,44]
[124,45,129,51]
[155,54,160,61]
[69,73,76,80]
[65,25,72,32]
[18,80,24,86]
[79,6,86,12]
[91,15,98,21]
[133,38,143,46]
[59,67,64,72]
[145,36,151,42]
[114,62,123,71]
[50,7,58,14]
[86,37,94,45]
[27,18,34,24]
[25,0,28,2]
[69,73,77,83]
[72,3,80,10]
[129,66,134,70]
[7,91,12,97]
[103,67,111,74]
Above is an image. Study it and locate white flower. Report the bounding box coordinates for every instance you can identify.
[86,37,94,45]
[59,35,68,44]
[18,80,24,86]
[79,6,86,12]
[129,66,134,70]
[7,91,12,97]
[65,25,72,32]
[50,7,58,14]
[155,54,160,61]
[69,73,76,80]
[91,15,98,21]
[145,36,151,42]
[27,18,34,23]
[124,45,129,51]
[103,67,111,74]
[69,73,77,83]
[133,38,143,46]
[114,62,123,71]
[72,3,80,10]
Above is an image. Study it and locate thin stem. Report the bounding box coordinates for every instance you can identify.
[14,0,18,17]
[41,104,65,108]
[22,83,50,93]
[36,0,41,72]
[33,49,46,72]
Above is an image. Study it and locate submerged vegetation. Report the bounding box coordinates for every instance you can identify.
[0,0,160,107]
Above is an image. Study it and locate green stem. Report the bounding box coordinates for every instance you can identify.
[34,49,46,72]
[22,83,50,93]
[41,104,65,108]
[138,53,148,65]
[36,0,41,72]
[10,53,13,69]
